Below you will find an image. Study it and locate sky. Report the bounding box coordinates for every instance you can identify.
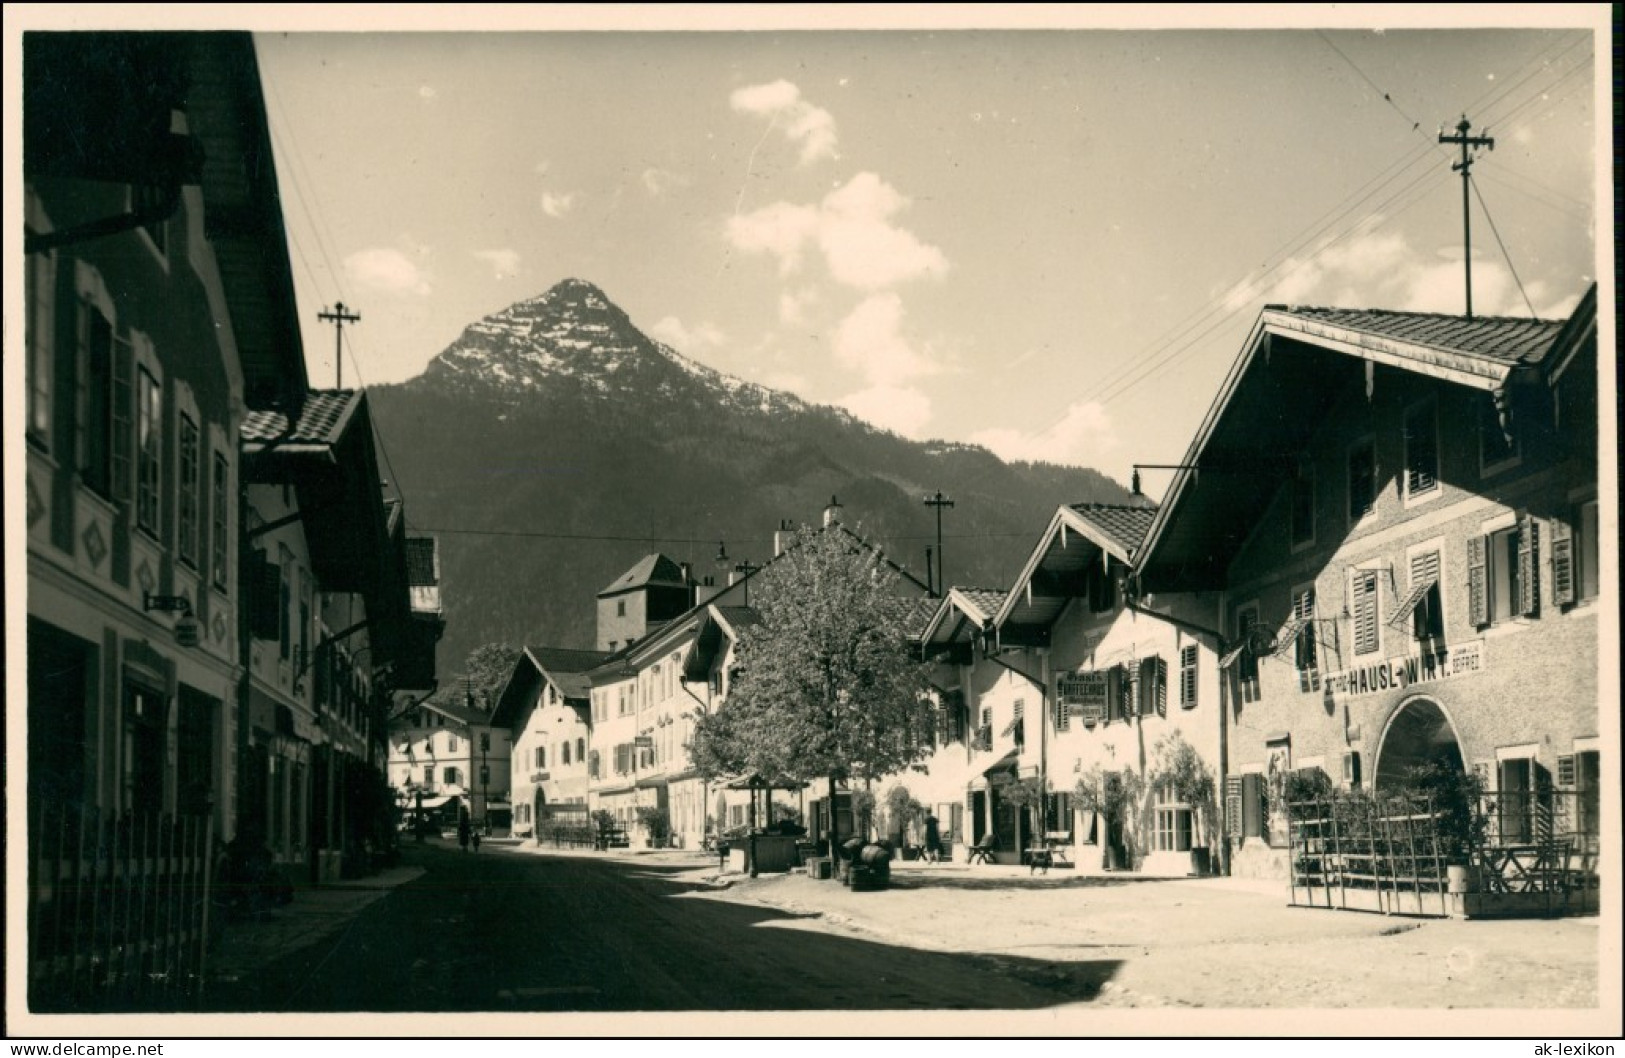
[243,8,1603,495]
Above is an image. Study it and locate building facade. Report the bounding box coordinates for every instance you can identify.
[493,647,606,837]
[1136,295,1602,881]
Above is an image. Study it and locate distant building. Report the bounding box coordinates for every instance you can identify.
[1136,291,1602,881]
[491,647,607,836]
[595,553,694,652]
[387,697,511,830]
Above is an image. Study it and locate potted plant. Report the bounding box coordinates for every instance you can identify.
[1075,765,1144,870]
[1150,733,1219,876]
[1002,776,1050,859]
[635,805,672,849]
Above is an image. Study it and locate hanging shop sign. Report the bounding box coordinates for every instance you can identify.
[1323,639,1485,700]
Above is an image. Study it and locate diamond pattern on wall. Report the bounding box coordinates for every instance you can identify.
[137,559,155,596]
[27,477,45,527]
[213,612,228,643]
[82,521,107,569]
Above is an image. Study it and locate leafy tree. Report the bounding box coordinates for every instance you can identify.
[456,642,522,713]
[690,525,933,854]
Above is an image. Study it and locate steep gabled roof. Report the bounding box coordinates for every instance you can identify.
[920,587,1009,650]
[990,502,1157,641]
[1135,292,1593,592]
[598,553,689,597]
[242,389,361,448]
[527,646,610,701]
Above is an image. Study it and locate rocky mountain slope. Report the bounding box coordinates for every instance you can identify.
[367,278,1137,667]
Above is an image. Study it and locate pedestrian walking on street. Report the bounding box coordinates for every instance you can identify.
[471,829,482,852]
[924,813,942,863]
[458,815,471,853]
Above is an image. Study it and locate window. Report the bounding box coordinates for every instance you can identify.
[211,452,229,589]
[1471,515,1538,627]
[26,250,54,447]
[177,415,200,565]
[1407,550,1443,642]
[1154,804,1193,852]
[1479,396,1520,474]
[447,734,458,752]
[1350,570,1380,656]
[1137,655,1167,718]
[480,732,490,752]
[1289,463,1315,548]
[561,742,571,766]
[135,365,161,534]
[423,765,432,786]
[533,746,543,769]
[616,599,626,617]
[1402,401,1439,501]
[79,303,121,497]
[1235,604,1261,683]
[1179,646,1199,709]
[1347,438,1377,524]
[1288,586,1318,690]
[443,766,459,786]
[576,737,585,762]
[278,547,292,660]
[1553,501,1599,607]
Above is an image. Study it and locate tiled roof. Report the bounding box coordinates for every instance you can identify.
[1066,503,1159,558]
[952,588,1008,623]
[598,553,689,596]
[1272,306,1566,367]
[405,537,439,587]
[400,695,488,730]
[878,596,940,638]
[241,389,360,445]
[524,646,610,701]
[714,605,761,630]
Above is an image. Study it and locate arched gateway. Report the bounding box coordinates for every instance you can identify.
[1373,697,1465,790]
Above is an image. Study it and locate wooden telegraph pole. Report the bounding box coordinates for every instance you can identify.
[318,302,362,387]
[1438,116,1494,319]
[923,491,955,599]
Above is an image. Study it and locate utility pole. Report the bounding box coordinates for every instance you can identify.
[923,491,955,598]
[1438,115,1494,319]
[318,302,361,388]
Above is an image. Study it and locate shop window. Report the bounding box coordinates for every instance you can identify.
[1347,438,1377,524]
[1179,645,1199,709]
[178,414,200,566]
[1402,400,1439,502]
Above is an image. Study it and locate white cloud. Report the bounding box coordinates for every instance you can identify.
[344,247,431,296]
[730,79,838,164]
[648,315,727,352]
[726,172,947,290]
[1224,225,1576,319]
[833,293,937,387]
[541,191,577,218]
[972,401,1118,466]
[725,202,821,274]
[418,85,437,100]
[840,385,933,438]
[472,249,520,280]
[817,173,948,290]
[642,167,689,196]
[778,286,820,326]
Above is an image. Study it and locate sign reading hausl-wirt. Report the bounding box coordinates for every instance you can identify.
[1324,640,1485,700]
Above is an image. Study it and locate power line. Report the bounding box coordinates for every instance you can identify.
[409,524,1037,545]
[1469,175,1538,317]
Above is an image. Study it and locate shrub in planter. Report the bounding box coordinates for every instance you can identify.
[1400,760,1488,865]
[635,805,672,847]
[1075,765,1143,867]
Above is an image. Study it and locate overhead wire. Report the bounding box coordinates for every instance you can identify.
[1469,176,1538,317]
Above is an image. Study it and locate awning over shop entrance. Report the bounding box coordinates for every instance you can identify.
[982,750,1021,779]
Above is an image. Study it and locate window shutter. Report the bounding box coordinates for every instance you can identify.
[1351,571,1379,654]
[1180,646,1198,709]
[1466,535,1489,627]
[1556,754,1576,788]
[1517,513,1540,617]
[110,333,133,501]
[1224,776,1243,837]
[1550,518,1575,607]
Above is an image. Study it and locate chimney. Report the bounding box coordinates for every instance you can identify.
[774,519,796,557]
[694,575,721,606]
[822,495,843,528]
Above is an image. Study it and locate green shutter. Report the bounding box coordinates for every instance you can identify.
[1550,518,1575,607]
[1467,535,1489,627]
[1517,513,1540,617]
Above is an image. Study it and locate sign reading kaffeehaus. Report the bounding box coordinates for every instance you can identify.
[1324,639,1486,699]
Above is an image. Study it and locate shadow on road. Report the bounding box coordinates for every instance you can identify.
[204,846,1123,1013]
[888,871,1169,893]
